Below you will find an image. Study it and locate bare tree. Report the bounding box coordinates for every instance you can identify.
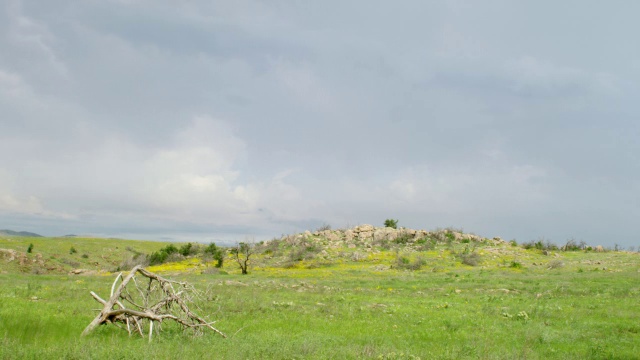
[231,242,253,275]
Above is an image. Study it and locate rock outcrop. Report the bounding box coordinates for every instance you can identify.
[272,224,502,251]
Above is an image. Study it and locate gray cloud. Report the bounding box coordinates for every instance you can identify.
[1,0,639,247]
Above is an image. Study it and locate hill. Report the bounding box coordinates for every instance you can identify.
[0,229,43,237]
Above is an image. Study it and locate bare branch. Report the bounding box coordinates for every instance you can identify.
[82,266,226,339]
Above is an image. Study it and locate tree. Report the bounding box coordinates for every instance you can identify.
[231,242,253,275]
[384,219,398,229]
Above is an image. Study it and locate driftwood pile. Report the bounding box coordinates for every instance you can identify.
[81,265,226,341]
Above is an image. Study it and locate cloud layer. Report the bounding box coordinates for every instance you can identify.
[1,1,639,246]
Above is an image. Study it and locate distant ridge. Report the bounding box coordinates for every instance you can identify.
[0,229,43,237]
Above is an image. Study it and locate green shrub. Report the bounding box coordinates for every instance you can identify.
[522,239,558,251]
[414,237,436,251]
[69,247,77,255]
[204,243,224,268]
[384,219,398,229]
[509,261,522,269]
[147,244,180,265]
[561,239,582,251]
[179,242,197,256]
[393,234,412,245]
[27,243,33,254]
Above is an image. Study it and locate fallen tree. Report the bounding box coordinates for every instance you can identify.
[82,265,226,341]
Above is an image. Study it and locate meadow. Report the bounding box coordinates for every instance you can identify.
[1,234,639,359]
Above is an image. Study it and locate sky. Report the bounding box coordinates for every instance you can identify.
[1,1,639,247]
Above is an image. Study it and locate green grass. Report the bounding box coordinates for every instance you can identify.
[0,236,167,274]
[1,236,640,359]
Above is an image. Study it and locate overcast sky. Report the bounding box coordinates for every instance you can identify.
[1,1,639,247]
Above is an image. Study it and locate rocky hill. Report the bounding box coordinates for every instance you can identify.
[272,224,504,251]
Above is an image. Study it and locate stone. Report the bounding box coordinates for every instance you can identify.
[344,230,354,242]
[357,224,374,232]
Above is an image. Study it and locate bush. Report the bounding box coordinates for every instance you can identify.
[316,224,331,232]
[148,244,180,265]
[393,234,413,245]
[118,253,150,270]
[384,219,398,229]
[509,261,522,269]
[259,239,282,256]
[460,252,481,266]
[69,247,77,255]
[27,243,33,254]
[393,252,425,270]
[561,239,582,251]
[414,237,436,251]
[522,239,558,251]
[204,243,224,268]
[179,242,198,257]
[548,260,564,269]
[455,245,482,266]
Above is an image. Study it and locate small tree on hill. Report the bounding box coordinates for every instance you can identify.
[384,219,398,229]
[231,242,253,275]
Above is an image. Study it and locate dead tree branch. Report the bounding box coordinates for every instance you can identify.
[82,265,226,341]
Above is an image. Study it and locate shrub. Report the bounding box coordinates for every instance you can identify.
[509,240,518,247]
[393,234,413,245]
[204,243,224,268]
[561,239,581,251]
[445,232,456,242]
[460,252,481,266]
[81,254,89,259]
[259,238,282,256]
[455,245,482,266]
[393,252,425,270]
[548,260,564,269]
[509,261,522,269]
[179,242,198,257]
[118,253,150,270]
[384,219,398,229]
[522,239,558,251]
[27,243,33,254]
[69,247,77,255]
[148,244,180,265]
[316,224,331,232]
[414,237,436,251]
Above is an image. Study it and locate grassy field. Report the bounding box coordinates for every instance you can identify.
[1,235,640,359]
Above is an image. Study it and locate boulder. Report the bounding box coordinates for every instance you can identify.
[356,224,374,233]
